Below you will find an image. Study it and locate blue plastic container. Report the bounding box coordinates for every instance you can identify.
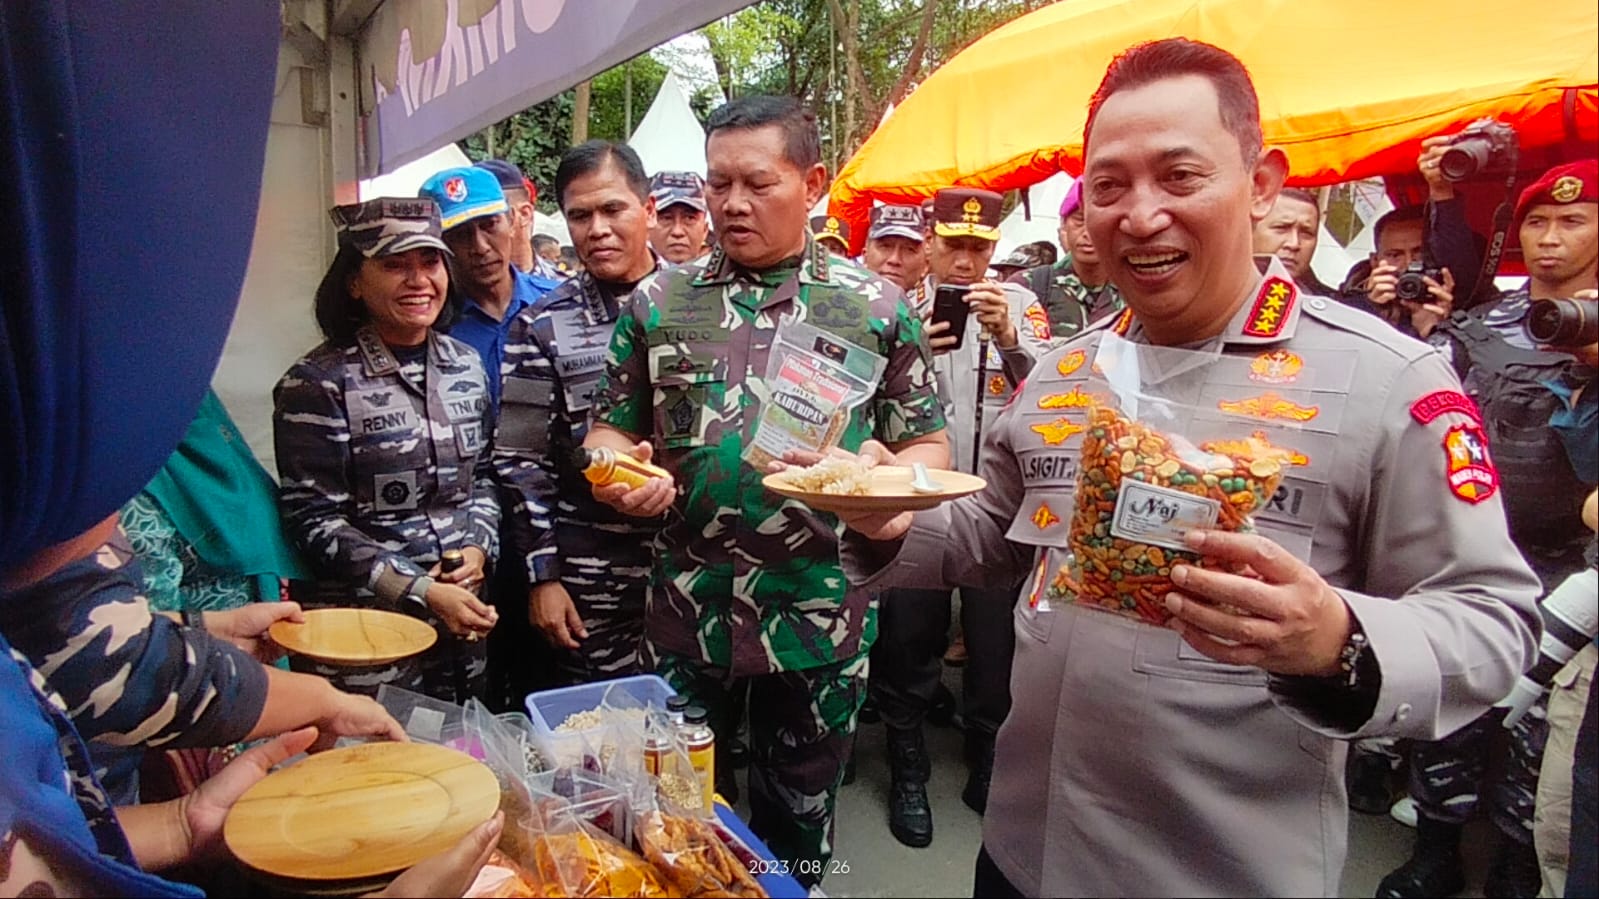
[525,673,677,735]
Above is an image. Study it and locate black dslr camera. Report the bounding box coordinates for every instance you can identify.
[1525,297,1599,346]
[1439,119,1518,181]
[1394,261,1444,303]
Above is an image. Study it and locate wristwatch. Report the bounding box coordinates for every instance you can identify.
[407,574,436,605]
[1337,628,1370,690]
[180,607,206,631]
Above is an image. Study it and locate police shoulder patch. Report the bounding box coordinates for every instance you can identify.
[1442,422,1498,504]
[1409,389,1482,425]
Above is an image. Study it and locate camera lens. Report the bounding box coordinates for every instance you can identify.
[1525,298,1599,346]
[1395,272,1428,302]
[1439,138,1491,181]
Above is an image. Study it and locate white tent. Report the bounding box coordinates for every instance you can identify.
[630,72,707,177]
[358,142,471,199]
[994,172,1073,259]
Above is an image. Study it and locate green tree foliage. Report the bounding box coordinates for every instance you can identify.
[461,0,1048,206]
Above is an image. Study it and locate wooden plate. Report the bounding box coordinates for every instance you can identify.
[762,465,987,514]
[224,741,500,881]
[269,608,437,667]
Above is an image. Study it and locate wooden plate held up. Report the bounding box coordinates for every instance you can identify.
[224,741,500,881]
[269,608,437,667]
[763,465,987,514]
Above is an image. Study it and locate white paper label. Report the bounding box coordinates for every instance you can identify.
[1110,478,1220,552]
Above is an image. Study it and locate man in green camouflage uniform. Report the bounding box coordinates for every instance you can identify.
[584,96,948,888]
[1010,178,1123,339]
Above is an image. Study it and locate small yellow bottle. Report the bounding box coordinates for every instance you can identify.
[678,705,717,813]
[571,446,669,490]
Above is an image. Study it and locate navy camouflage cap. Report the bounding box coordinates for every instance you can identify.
[650,170,707,212]
[329,197,450,258]
[867,204,925,243]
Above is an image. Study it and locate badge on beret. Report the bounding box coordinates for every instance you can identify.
[1551,175,1584,203]
[1442,422,1498,504]
[445,176,467,203]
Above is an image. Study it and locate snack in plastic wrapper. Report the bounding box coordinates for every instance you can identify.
[635,809,769,898]
[465,849,552,898]
[532,825,668,898]
[1067,403,1291,624]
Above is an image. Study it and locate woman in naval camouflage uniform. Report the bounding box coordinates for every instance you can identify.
[273,197,500,702]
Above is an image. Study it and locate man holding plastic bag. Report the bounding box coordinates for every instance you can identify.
[830,38,1541,897]
[582,95,948,887]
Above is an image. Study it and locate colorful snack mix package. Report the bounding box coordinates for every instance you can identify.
[1057,333,1302,625]
[1067,405,1291,623]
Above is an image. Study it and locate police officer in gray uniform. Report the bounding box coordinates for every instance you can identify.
[833,39,1542,897]
[275,197,501,703]
[496,141,663,685]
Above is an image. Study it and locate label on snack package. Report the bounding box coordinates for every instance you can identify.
[1110,478,1220,552]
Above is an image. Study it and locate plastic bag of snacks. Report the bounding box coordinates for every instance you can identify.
[1064,334,1298,625]
[464,848,550,898]
[634,794,769,898]
[744,320,887,470]
[531,805,668,898]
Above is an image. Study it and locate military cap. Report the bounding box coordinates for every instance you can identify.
[867,204,926,243]
[650,171,708,213]
[811,214,851,251]
[474,158,537,204]
[418,166,508,230]
[932,188,1003,241]
[329,197,449,258]
[1515,159,1597,223]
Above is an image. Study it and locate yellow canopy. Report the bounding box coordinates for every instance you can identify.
[829,0,1597,246]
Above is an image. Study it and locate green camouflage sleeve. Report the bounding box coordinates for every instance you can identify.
[874,297,947,444]
[591,289,654,438]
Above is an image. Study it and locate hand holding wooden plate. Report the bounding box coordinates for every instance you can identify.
[269,608,437,667]
[224,742,499,881]
[762,464,986,514]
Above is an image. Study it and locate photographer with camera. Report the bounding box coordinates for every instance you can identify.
[1380,159,1597,899]
[1422,120,1522,308]
[1362,206,1459,341]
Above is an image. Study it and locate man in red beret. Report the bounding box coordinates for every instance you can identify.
[1384,157,1597,899]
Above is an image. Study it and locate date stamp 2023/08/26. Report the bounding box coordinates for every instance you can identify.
[748,857,853,878]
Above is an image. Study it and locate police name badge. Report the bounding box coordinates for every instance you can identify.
[1110,478,1219,552]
